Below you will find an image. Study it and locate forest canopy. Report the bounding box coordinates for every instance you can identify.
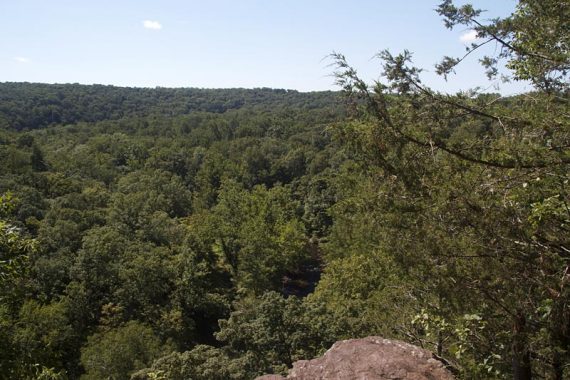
[1,1,568,379]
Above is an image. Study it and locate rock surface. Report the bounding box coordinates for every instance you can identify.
[256,336,455,380]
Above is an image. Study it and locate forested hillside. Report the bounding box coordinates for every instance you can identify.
[0,85,348,379]
[0,84,338,130]
[1,1,568,379]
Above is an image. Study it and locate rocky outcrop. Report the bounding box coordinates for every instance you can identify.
[256,337,455,380]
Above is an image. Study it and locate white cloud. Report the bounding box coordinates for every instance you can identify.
[14,56,31,63]
[459,30,478,43]
[143,20,162,30]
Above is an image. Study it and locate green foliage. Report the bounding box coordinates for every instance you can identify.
[1,5,566,378]
[328,1,569,378]
[0,193,36,310]
[80,321,167,380]
[436,0,569,91]
[0,192,18,216]
[137,292,342,379]
[130,345,256,380]
[310,252,413,338]
[216,292,332,372]
[13,300,76,374]
[0,83,340,131]
[0,84,342,377]
[0,193,64,379]
[210,181,309,294]
[107,169,192,238]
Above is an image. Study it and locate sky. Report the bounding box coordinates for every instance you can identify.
[0,0,529,93]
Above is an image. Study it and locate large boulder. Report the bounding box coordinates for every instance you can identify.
[256,337,455,380]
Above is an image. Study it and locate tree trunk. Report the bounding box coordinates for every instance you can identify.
[512,312,532,380]
[549,300,568,380]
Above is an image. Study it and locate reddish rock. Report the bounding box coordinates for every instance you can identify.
[256,337,455,380]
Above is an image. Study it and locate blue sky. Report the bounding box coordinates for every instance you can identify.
[0,0,528,93]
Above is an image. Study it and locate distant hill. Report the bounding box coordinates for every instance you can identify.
[0,82,340,130]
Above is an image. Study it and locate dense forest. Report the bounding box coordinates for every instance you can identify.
[1,1,568,379]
